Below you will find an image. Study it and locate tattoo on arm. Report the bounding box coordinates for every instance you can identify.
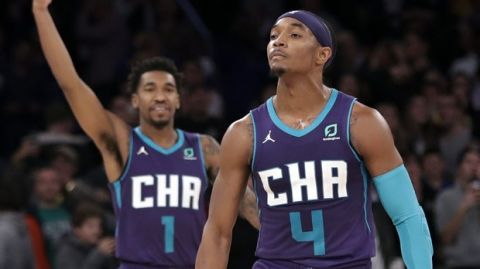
[245,120,254,165]
[349,109,360,155]
[239,187,260,229]
[203,135,220,182]
[350,110,358,127]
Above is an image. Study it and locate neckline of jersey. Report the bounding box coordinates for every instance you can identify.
[266,88,338,137]
[134,127,185,155]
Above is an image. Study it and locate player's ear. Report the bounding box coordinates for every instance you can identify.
[175,92,181,110]
[131,93,139,109]
[315,46,332,66]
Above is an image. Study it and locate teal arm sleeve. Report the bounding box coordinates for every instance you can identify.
[373,165,433,269]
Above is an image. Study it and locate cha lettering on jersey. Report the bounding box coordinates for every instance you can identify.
[257,160,348,206]
[131,174,202,210]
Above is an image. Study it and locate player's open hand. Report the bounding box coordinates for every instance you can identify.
[32,0,52,12]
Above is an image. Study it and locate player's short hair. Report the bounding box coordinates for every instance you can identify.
[71,203,104,228]
[126,57,183,95]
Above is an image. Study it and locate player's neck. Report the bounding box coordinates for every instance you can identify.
[275,73,331,118]
[140,123,178,148]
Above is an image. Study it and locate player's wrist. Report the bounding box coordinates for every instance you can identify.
[32,4,49,14]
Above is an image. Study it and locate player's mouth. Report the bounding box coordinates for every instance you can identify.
[149,104,170,113]
[269,50,287,60]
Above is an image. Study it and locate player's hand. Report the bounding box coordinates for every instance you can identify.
[97,237,116,256]
[32,0,52,12]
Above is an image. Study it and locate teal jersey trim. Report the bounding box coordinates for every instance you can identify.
[249,111,257,171]
[346,98,361,162]
[113,181,122,209]
[116,131,134,182]
[134,127,185,155]
[266,89,338,137]
[360,165,371,233]
[110,129,135,209]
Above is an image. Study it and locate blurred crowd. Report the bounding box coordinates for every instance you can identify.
[0,0,480,268]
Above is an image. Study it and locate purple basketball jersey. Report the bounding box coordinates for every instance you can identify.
[109,128,208,268]
[250,89,375,268]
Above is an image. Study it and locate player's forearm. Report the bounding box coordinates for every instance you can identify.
[195,223,231,269]
[374,165,433,268]
[239,187,260,229]
[33,6,81,91]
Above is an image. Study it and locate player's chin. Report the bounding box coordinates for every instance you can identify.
[270,65,287,77]
[148,117,171,128]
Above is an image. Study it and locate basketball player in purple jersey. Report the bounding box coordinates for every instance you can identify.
[32,0,258,268]
[197,10,433,269]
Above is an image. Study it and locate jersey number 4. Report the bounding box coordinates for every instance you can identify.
[289,210,325,256]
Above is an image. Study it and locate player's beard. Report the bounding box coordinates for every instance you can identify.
[270,66,286,77]
[146,116,170,129]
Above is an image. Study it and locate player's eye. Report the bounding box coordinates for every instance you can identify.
[270,33,278,40]
[291,33,302,38]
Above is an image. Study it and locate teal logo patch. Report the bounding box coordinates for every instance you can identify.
[323,124,340,141]
[183,148,197,160]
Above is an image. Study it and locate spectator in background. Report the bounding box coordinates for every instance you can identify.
[437,94,472,174]
[55,203,116,269]
[420,148,453,266]
[108,94,138,127]
[47,146,109,209]
[404,153,423,201]
[450,73,472,112]
[0,177,35,269]
[404,95,438,155]
[435,147,480,269]
[29,166,71,266]
[337,72,372,104]
[376,102,409,155]
[177,59,225,139]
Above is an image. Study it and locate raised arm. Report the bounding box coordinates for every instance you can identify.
[200,134,260,230]
[32,0,129,180]
[351,102,433,269]
[196,116,253,269]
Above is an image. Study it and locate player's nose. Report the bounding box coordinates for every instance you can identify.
[153,89,167,102]
[273,34,287,47]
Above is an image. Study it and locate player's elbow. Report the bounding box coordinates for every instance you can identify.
[202,218,233,243]
[197,219,232,268]
[56,73,83,93]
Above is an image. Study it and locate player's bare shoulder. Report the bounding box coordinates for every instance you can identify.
[221,114,254,166]
[350,101,393,156]
[350,101,402,175]
[199,134,220,157]
[225,114,254,148]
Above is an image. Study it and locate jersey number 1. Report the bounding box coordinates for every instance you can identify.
[289,210,325,256]
[161,216,174,253]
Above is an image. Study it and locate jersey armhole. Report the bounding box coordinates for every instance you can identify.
[249,111,257,172]
[347,99,362,162]
[196,133,209,184]
[111,130,134,183]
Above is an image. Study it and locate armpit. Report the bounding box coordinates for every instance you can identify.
[99,132,123,166]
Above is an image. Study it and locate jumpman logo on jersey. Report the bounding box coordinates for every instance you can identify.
[137,146,149,156]
[262,130,276,144]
